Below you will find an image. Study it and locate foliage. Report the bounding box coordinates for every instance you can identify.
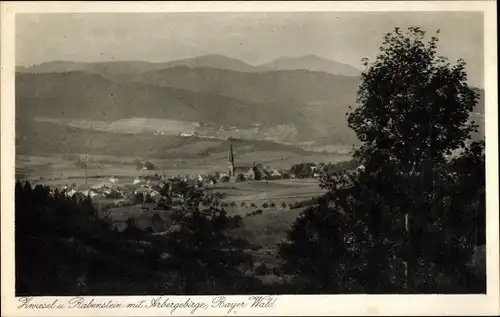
[15,181,177,295]
[322,159,359,176]
[280,27,485,294]
[164,184,262,294]
[348,27,479,173]
[290,163,316,178]
[144,161,156,170]
[144,193,155,203]
[134,192,144,205]
[255,263,270,276]
[15,179,262,295]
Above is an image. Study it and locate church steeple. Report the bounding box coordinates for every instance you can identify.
[228,138,235,178]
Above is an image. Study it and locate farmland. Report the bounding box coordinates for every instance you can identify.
[96,178,323,270]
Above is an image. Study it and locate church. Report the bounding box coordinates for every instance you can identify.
[226,138,264,181]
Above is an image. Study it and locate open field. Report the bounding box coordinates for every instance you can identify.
[17,152,351,183]
[99,178,321,252]
[209,179,324,204]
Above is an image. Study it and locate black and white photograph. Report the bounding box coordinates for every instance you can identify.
[1,1,498,315]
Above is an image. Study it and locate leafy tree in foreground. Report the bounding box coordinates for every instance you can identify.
[166,184,261,294]
[348,27,479,173]
[280,27,485,293]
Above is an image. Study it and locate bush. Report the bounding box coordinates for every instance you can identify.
[273,266,282,277]
[262,203,269,208]
[144,161,156,170]
[250,203,257,208]
[255,263,269,276]
[270,203,276,208]
[281,202,287,208]
[240,202,246,207]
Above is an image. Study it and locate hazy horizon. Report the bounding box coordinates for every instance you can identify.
[17,53,361,69]
[16,11,484,87]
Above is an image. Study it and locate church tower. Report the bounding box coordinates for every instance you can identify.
[227,138,235,178]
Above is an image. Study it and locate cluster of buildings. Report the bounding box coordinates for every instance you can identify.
[47,138,360,234]
[58,138,350,205]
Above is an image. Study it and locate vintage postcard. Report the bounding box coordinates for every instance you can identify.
[1,1,498,316]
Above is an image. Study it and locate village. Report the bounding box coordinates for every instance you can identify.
[42,139,359,235]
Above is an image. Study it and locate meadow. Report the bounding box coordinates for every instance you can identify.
[17,151,350,184]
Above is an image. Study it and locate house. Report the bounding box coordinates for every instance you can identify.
[109,176,119,183]
[245,166,259,180]
[247,164,269,181]
[232,166,250,180]
[269,169,282,179]
[88,190,106,200]
[66,188,78,197]
[150,190,163,202]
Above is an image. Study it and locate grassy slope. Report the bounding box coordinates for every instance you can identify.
[16,119,312,157]
[15,72,295,128]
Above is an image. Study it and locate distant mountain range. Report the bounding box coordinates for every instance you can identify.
[16,54,484,159]
[17,54,361,77]
[16,60,363,146]
[259,54,361,76]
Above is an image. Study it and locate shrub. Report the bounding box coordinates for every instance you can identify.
[262,203,269,208]
[273,266,282,277]
[255,263,269,276]
[144,161,156,170]
[240,202,246,207]
[270,203,276,208]
[281,202,287,208]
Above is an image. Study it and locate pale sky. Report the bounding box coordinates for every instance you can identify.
[16,11,484,86]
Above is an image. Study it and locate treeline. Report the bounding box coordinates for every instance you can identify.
[290,159,358,178]
[15,181,267,295]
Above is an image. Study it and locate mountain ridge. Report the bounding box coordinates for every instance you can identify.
[16,62,485,154]
[17,54,360,77]
[259,54,361,76]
